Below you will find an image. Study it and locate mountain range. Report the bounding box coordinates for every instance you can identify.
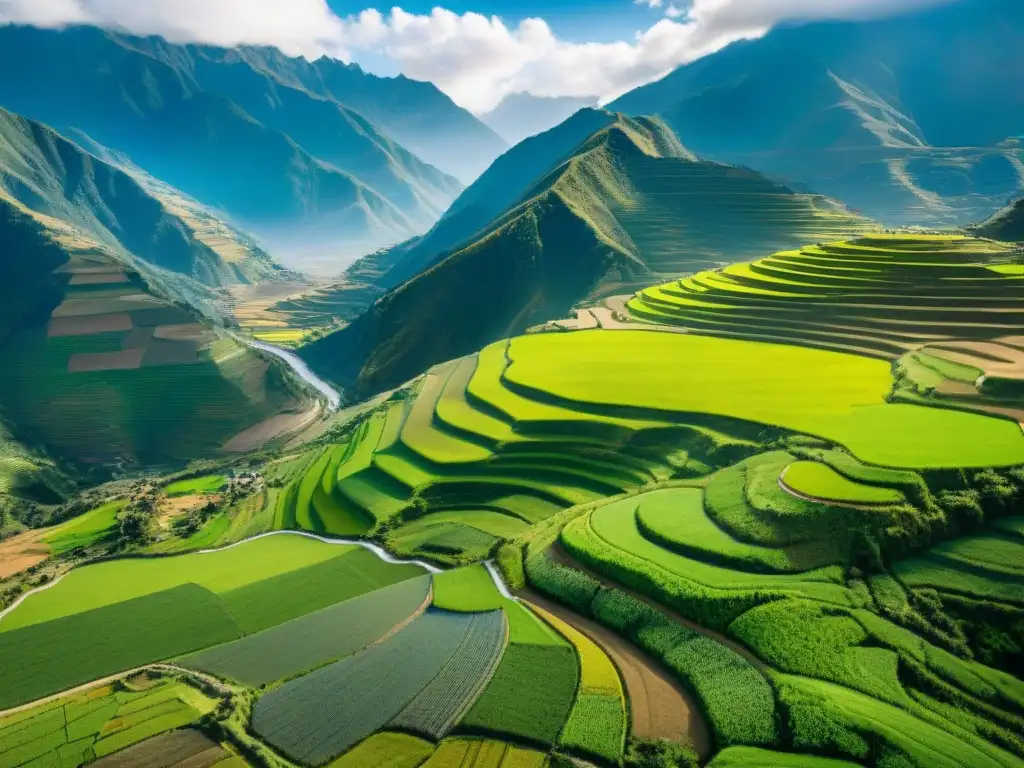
[480,93,598,147]
[973,197,1024,242]
[609,0,1024,227]
[299,113,871,397]
[0,26,507,274]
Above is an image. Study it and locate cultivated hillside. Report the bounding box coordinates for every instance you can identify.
[481,93,598,147]
[300,114,871,397]
[0,25,465,271]
[973,198,1024,242]
[0,108,280,290]
[609,0,1024,227]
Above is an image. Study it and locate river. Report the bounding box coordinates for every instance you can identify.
[242,337,342,411]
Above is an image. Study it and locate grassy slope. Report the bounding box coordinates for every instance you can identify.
[301,113,870,399]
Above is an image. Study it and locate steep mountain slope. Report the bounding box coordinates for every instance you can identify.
[300,115,872,398]
[609,0,1024,227]
[230,47,507,183]
[0,111,314,496]
[481,94,598,147]
[0,108,279,289]
[972,198,1024,242]
[0,25,464,271]
[262,109,621,329]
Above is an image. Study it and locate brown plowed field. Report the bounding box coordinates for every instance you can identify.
[153,324,210,342]
[69,272,129,285]
[0,528,50,579]
[223,402,322,452]
[520,589,711,757]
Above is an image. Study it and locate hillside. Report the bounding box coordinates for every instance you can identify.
[609,0,1024,227]
[0,108,281,290]
[973,198,1024,242]
[480,93,598,147]
[0,25,465,272]
[0,130,315,498]
[300,114,872,398]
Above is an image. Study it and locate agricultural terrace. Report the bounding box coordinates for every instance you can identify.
[0,535,425,707]
[0,675,219,768]
[0,253,306,464]
[533,473,1024,766]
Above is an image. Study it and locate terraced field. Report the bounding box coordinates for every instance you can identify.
[0,251,306,465]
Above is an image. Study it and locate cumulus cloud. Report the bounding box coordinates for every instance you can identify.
[0,0,960,113]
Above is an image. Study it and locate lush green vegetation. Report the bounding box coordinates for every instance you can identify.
[432,565,505,612]
[0,677,217,768]
[42,500,123,555]
[253,609,503,765]
[419,737,548,768]
[179,575,431,686]
[327,732,435,768]
[163,475,226,496]
[782,461,905,505]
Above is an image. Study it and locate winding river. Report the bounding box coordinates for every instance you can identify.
[242,337,342,411]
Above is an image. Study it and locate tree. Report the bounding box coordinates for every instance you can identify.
[624,740,700,768]
[119,507,155,544]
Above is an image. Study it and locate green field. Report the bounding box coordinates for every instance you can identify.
[42,500,123,555]
[253,609,505,765]
[0,677,216,768]
[432,565,505,612]
[781,461,905,505]
[327,732,435,768]
[163,474,226,496]
[179,575,431,686]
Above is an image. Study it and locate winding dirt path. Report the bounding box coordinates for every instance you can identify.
[519,589,711,757]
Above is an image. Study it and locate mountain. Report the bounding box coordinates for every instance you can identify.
[0,109,314,498]
[0,109,281,291]
[608,0,1024,227]
[229,47,508,184]
[480,93,598,147]
[972,198,1024,242]
[0,25,467,273]
[300,114,872,398]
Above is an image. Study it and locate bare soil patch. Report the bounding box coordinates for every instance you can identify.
[521,589,710,756]
[154,324,209,342]
[68,348,145,372]
[223,402,323,452]
[53,296,152,318]
[48,313,133,337]
[156,495,218,529]
[122,327,156,349]
[0,528,51,579]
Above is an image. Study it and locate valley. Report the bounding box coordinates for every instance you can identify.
[1,3,1023,768]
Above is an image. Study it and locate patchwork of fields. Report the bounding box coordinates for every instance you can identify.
[0,252,305,464]
[3,235,1024,768]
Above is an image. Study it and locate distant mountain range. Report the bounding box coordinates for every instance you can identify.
[609,0,1024,228]
[480,93,598,147]
[300,112,871,398]
[0,26,506,273]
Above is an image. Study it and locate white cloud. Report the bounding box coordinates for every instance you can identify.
[0,0,960,113]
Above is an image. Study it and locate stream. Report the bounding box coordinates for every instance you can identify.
[242,337,342,411]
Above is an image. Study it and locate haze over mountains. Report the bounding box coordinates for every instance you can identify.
[480,94,599,147]
[299,113,871,398]
[610,0,1024,227]
[0,25,507,274]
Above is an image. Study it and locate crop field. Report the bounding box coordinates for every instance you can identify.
[432,565,505,612]
[459,640,579,747]
[0,255,304,465]
[0,537,426,705]
[163,475,226,496]
[252,609,503,765]
[88,728,231,768]
[0,535,351,631]
[42,500,123,555]
[0,678,216,768]
[328,732,435,768]
[780,461,904,505]
[389,609,507,738]
[420,738,548,768]
[179,575,432,685]
[708,747,861,767]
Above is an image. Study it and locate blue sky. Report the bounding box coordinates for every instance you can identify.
[325,0,669,42]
